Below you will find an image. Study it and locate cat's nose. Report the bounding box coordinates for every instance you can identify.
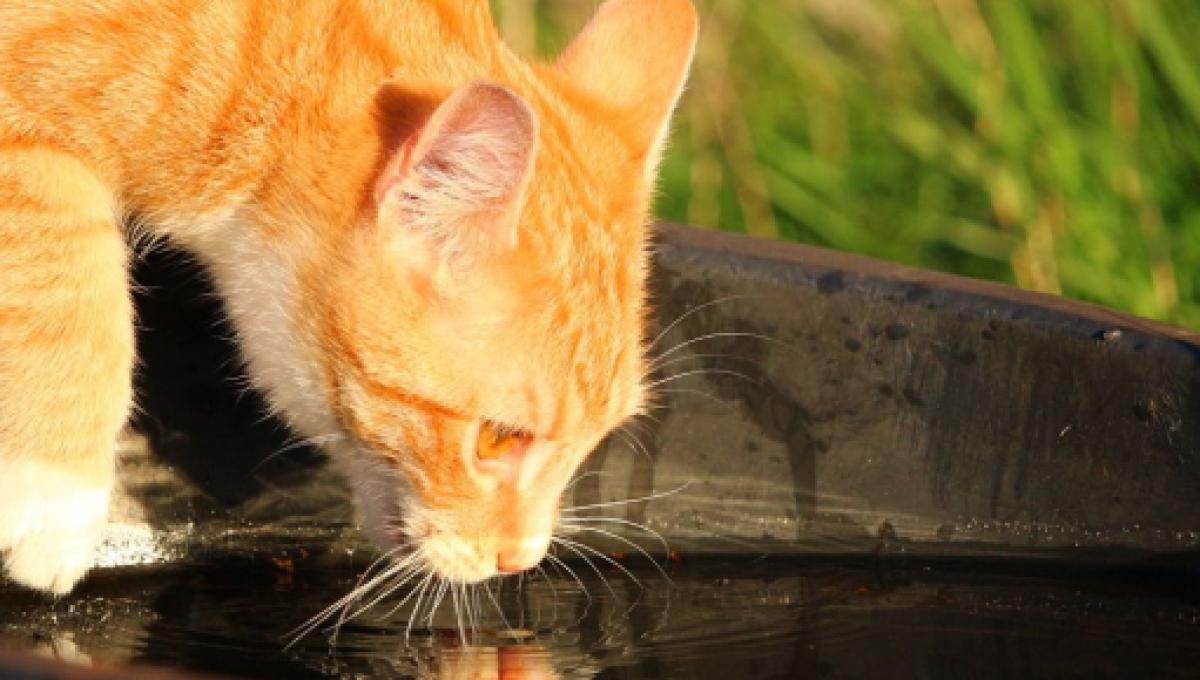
[496,535,550,574]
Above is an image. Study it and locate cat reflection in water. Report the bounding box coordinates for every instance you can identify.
[434,645,561,680]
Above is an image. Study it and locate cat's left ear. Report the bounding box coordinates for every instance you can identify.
[375,82,537,263]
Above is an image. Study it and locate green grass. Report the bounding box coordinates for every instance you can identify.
[494,0,1200,328]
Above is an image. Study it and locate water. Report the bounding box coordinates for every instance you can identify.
[2,556,1199,679]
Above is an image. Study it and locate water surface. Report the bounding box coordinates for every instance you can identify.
[2,556,1198,679]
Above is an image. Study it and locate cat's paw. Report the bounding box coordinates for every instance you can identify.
[0,458,111,595]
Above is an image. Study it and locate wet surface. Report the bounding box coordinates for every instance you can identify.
[2,556,1199,679]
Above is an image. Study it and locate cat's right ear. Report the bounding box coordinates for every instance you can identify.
[374,82,537,273]
[556,0,697,180]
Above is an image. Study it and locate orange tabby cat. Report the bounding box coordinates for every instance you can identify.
[0,0,696,594]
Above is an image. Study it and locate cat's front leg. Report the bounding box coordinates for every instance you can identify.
[0,459,115,594]
[0,147,134,594]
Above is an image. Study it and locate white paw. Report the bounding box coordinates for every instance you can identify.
[0,458,110,595]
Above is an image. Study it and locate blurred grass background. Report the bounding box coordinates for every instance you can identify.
[491,0,1200,328]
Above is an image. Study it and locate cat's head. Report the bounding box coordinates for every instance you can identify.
[313,0,697,582]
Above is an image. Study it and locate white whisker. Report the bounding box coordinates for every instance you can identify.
[554,536,643,591]
[557,523,674,585]
[559,516,672,558]
[468,582,481,636]
[561,482,691,513]
[252,432,344,473]
[333,552,426,641]
[646,367,756,389]
[646,351,760,377]
[550,537,617,598]
[613,427,655,466]
[451,583,465,643]
[652,387,729,408]
[346,558,425,622]
[283,553,412,649]
[544,553,590,603]
[376,567,430,620]
[405,572,436,643]
[356,545,406,584]
[647,295,753,351]
[564,470,609,491]
[544,553,590,627]
[473,581,485,632]
[652,331,783,366]
[427,579,448,628]
[483,579,513,631]
[532,564,553,628]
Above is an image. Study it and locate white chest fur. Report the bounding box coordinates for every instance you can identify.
[182,212,341,444]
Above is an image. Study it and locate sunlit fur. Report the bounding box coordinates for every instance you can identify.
[0,0,697,594]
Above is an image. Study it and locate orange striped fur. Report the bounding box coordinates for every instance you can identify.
[0,0,696,593]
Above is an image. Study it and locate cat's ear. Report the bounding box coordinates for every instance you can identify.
[375,81,537,263]
[556,0,697,177]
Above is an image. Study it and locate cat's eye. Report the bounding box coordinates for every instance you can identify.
[476,421,531,461]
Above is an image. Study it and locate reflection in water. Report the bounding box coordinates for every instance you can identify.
[30,632,92,667]
[1,557,1200,679]
[433,646,558,680]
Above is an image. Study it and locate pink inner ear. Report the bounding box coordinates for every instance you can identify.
[375,82,538,255]
[373,135,418,207]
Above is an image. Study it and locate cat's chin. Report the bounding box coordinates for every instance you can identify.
[357,520,499,584]
[417,533,499,584]
[354,515,502,584]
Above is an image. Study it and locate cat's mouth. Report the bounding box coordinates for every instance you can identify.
[417,534,501,584]
[381,517,505,583]
[378,510,553,584]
